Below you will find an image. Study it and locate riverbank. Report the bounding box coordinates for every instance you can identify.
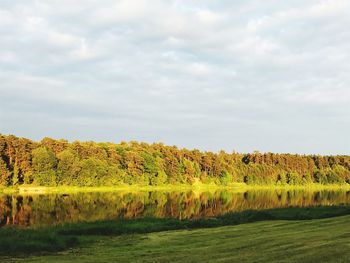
[1,183,350,194]
[1,205,350,262]
[18,215,350,263]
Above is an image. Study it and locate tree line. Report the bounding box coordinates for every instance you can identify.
[0,134,350,187]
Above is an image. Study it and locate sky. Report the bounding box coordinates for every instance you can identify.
[0,0,349,155]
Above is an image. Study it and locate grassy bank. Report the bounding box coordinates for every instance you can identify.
[3,213,350,263]
[1,183,350,194]
[1,205,350,258]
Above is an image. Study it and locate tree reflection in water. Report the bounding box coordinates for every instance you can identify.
[0,189,349,228]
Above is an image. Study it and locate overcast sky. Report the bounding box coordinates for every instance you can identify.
[1,0,349,154]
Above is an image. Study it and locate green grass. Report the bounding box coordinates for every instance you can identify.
[5,214,350,263]
[1,205,350,260]
[56,205,350,236]
[0,228,78,256]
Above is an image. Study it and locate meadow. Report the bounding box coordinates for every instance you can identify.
[1,206,350,262]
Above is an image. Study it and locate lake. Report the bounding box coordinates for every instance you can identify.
[1,189,349,228]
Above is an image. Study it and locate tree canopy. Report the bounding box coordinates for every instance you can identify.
[0,134,349,187]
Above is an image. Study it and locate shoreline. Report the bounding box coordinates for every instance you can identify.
[1,206,350,258]
[1,183,350,194]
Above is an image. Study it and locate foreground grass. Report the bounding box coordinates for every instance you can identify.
[1,206,350,259]
[4,214,350,263]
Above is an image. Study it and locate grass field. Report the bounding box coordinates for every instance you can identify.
[1,206,350,262]
[4,214,350,263]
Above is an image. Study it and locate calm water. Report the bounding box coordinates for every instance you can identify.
[1,189,349,228]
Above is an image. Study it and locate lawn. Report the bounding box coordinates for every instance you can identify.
[5,215,350,263]
[1,206,350,263]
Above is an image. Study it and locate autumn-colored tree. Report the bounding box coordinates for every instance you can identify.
[0,157,11,186]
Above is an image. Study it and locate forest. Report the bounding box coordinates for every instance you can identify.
[0,134,350,187]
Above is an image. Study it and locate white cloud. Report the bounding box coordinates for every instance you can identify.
[196,9,224,25]
[0,0,349,154]
[186,62,212,76]
[47,32,79,48]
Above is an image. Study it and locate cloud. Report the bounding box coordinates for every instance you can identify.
[0,0,349,154]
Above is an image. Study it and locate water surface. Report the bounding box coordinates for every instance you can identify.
[1,189,349,228]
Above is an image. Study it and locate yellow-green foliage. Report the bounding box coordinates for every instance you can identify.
[1,134,350,187]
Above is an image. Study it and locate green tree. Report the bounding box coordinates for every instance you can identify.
[12,163,20,186]
[314,170,328,185]
[286,172,301,185]
[276,172,287,186]
[183,159,196,184]
[302,173,313,185]
[104,164,125,186]
[219,170,232,186]
[77,158,108,186]
[150,157,167,185]
[57,149,80,185]
[0,134,350,188]
[32,147,57,186]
